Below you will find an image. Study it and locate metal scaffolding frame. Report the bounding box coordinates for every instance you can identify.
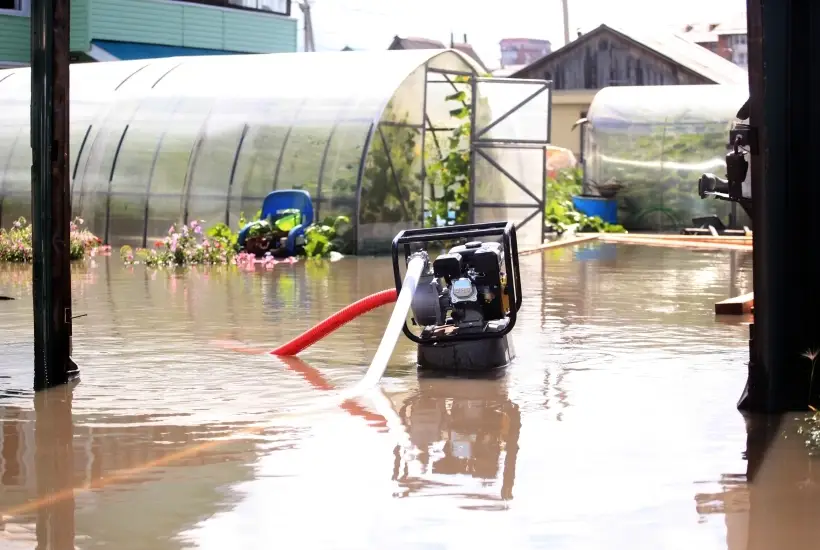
[423,66,553,241]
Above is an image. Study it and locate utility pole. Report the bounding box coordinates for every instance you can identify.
[299,0,315,52]
[30,0,78,391]
[561,0,570,45]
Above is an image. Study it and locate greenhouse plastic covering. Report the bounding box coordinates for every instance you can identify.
[584,84,750,230]
[0,49,553,252]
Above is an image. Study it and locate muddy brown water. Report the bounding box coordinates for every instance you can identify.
[0,243,815,550]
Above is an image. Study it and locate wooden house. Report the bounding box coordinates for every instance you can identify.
[510,24,748,155]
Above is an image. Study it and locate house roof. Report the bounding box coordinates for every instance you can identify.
[387,35,488,72]
[450,43,487,71]
[681,14,747,39]
[511,23,748,86]
[680,24,719,45]
[388,36,446,50]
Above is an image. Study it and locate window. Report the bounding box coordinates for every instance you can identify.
[170,0,291,16]
[0,0,29,14]
[225,0,290,15]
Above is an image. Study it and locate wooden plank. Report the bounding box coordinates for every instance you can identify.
[623,234,752,242]
[599,234,753,251]
[617,237,753,246]
[715,292,755,315]
[520,234,600,256]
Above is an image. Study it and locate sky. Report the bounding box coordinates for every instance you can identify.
[294,0,748,68]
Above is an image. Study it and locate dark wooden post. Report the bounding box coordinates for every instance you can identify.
[30,0,78,390]
[741,0,820,411]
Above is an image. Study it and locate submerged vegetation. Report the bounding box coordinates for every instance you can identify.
[0,217,108,262]
[119,211,350,269]
[798,348,820,456]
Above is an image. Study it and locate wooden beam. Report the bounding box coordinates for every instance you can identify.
[620,234,752,242]
[599,234,753,251]
[519,234,599,256]
[716,292,755,315]
[612,236,752,246]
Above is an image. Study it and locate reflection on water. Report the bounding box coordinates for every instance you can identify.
[1,243,814,549]
[394,375,520,507]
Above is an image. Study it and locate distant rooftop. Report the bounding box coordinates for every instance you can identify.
[512,23,748,86]
[680,14,748,43]
[387,35,487,71]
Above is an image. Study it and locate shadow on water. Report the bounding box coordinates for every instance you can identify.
[4,242,820,549]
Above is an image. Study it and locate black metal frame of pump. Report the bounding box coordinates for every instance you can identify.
[391,221,523,344]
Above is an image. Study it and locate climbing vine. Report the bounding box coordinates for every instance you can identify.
[426,75,472,227]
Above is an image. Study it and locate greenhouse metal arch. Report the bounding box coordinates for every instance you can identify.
[0,50,553,253]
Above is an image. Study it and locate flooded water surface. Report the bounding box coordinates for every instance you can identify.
[2,243,814,550]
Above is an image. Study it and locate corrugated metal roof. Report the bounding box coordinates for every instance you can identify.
[389,36,446,50]
[388,36,487,71]
[511,24,747,86]
[608,24,748,85]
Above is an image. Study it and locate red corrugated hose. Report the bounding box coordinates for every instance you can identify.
[270,288,398,356]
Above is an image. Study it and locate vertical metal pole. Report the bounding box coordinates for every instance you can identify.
[541,145,547,244]
[31,0,78,391]
[561,0,570,46]
[468,76,478,224]
[419,64,429,226]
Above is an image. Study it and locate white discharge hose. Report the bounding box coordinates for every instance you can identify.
[245,255,427,432]
[343,254,426,396]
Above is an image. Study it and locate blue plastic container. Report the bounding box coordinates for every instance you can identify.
[571,195,618,224]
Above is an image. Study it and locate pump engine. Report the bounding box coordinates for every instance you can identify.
[392,222,522,372]
[697,97,754,221]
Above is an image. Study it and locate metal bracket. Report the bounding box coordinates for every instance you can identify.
[729,123,759,155]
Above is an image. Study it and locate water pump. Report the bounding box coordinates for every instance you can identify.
[391,222,522,372]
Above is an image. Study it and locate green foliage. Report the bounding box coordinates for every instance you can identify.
[121,220,236,267]
[0,217,103,262]
[426,76,473,227]
[359,109,421,226]
[206,223,239,251]
[545,168,627,235]
[303,215,351,258]
[241,208,302,241]
[238,210,263,229]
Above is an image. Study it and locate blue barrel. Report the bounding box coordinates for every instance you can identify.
[571,195,618,224]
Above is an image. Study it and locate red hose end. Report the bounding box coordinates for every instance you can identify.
[270,288,398,356]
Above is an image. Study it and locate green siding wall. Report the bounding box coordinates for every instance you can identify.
[72,0,91,51]
[0,0,295,65]
[0,15,29,63]
[90,0,297,53]
[0,0,91,64]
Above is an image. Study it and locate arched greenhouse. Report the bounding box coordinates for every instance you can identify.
[0,50,552,253]
[583,84,750,230]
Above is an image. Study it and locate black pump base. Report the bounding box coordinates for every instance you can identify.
[417,334,515,372]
